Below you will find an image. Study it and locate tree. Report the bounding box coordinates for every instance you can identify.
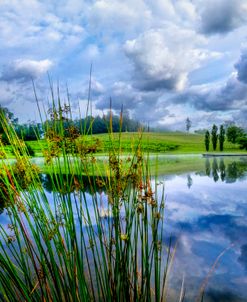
[185,117,192,133]
[237,136,247,150]
[0,106,18,144]
[204,130,210,151]
[227,125,244,144]
[219,125,225,151]
[211,124,218,151]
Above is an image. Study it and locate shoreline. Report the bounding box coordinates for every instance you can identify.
[202,153,247,157]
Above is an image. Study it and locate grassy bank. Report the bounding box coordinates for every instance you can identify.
[2,130,245,177]
[2,131,244,159]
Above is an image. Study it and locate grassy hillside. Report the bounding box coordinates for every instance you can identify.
[2,131,244,158]
[29,132,242,154]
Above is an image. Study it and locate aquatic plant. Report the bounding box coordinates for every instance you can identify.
[0,90,183,301]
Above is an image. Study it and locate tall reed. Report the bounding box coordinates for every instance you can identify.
[0,89,179,301]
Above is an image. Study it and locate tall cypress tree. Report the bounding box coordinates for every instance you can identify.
[204,130,210,151]
[211,124,218,151]
[219,125,225,151]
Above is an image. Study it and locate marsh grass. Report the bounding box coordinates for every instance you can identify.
[0,84,185,302]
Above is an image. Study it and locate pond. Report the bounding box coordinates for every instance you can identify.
[0,156,247,301]
[160,157,247,302]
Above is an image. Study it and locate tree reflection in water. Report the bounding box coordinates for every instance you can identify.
[206,157,247,183]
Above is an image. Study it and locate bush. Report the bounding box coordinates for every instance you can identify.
[237,136,247,150]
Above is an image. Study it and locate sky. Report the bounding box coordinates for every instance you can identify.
[0,0,247,130]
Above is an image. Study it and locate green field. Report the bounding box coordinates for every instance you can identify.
[2,131,245,176]
[24,131,243,156]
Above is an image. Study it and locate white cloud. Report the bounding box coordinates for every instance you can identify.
[0,0,246,128]
[0,0,85,53]
[124,26,208,91]
[0,59,53,82]
[88,0,151,34]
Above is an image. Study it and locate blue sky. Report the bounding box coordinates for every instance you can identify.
[0,0,247,130]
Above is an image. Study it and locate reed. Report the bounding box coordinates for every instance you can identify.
[0,86,180,302]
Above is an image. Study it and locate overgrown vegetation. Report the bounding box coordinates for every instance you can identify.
[0,92,188,301]
[227,125,247,150]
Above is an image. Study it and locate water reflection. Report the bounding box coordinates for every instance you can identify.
[219,158,226,181]
[159,158,247,301]
[187,174,193,189]
[203,157,247,184]
[40,174,107,194]
[1,157,247,301]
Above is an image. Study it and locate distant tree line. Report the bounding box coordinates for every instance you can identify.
[0,106,142,144]
[73,113,142,134]
[204,123,247,151]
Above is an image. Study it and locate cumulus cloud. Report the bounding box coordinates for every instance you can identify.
[169,48,247,126]
[199,0,247,34]
[0,0,246,128]
[0,82,16,106]
[0,59,53,82]
[96,81,157,110]
[87,0,151,34]
[0,79,45,110]
[124,27,210,92]
[233,108,247,128]
[235,49,247,84]
[174,74,247,112]
[95,81,168,123]
[0,0,85,56]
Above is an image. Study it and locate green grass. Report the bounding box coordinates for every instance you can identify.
[2,131,245,177]
[24,131,244,156]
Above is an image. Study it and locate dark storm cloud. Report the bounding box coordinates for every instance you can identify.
[200,0,247,35]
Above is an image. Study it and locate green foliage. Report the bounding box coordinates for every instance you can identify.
[45,113,141,137]
[227,125,245,144]
[0,106,18,145]
[10,141,35,157]
[204,130,210,151]
[211,124,218,151]
[219,125,225,151]
[16,123,43,141]
[237,136,247,150]
[26,143,35,156]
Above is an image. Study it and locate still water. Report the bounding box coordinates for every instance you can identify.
[160,157,247,302]
[1,156,247,301]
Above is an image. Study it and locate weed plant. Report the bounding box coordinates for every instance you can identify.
[0,86,184,302]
